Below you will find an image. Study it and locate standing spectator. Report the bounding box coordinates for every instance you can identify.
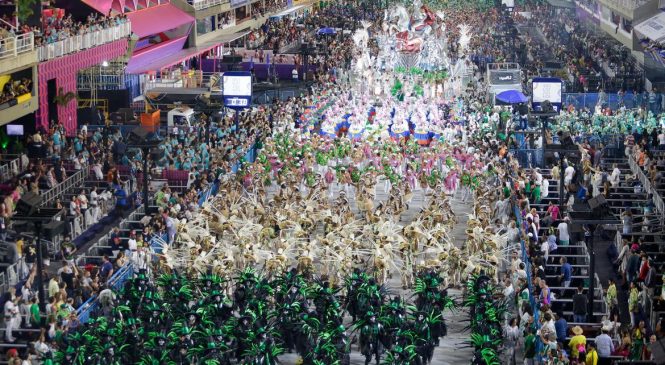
[109,227,122,257]
[628,281,639,327]
[504,318,519,365]
[539,279,552,308]
[622,211,633,235]
[541,201,559,227]
[555,311,568,345]
[557,217,570,246]
[29,296,40,328]
[572,286,588,323]
[595,327,614,358]
[99,255,114,283]
[626,248,640,283]
[569,326,587,362]
[523,327,536,365]
[559,257,572,288]
[3,291,20,343]
[585,342,598,365]
[638,254,650,282]
[606,278,617,314]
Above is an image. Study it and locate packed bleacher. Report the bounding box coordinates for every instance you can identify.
[0,77,31,110]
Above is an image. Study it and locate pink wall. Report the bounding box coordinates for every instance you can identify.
[36,38,129,136]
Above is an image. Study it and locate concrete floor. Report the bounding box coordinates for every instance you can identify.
[270,182,476,364]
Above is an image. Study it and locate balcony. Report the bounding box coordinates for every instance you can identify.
[596,0,659,20]
[37,21,132,62]
[0,32,37,74]
[0,95,38,126]
[191,0,229,11]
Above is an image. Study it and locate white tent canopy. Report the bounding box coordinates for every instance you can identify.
[634,11,665,43]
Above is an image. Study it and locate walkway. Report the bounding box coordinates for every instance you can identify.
[273,182,476,364]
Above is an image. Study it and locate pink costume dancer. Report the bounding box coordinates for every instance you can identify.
[406,169,417,190]
[363,144,373,159]
[325,168,335,198]
[444,170,459,195]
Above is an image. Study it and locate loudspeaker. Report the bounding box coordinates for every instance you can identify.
[222,55,242,64]
[588,195,607,210]
[150,147,165,160]
[43,220,66,240]
[109,112,125,123]
[112,141,127,156]
[16,192,42,216]
[128,126,151,145]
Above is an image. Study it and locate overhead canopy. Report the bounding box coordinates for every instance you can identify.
[127,31,251,74]
[496,90,528,104]
[634,11,665,43]
[127,4,194,39]
[269,5,306,20]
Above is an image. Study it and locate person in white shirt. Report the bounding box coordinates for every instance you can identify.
[126,230,138,262]
[533,168,543,187]
[3,292,19,342]
[541,178,550,198]
[658,130,665,149]
[92,162,104,180]
[609,163,621,187]
[89,187,100,223]
[69,199,79,216]
[557,217,570,245]
[564,163,575,186]
[540,238,550,263]
[78,190,88,212]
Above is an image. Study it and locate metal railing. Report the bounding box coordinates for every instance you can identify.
[0,155,27,183]
[82,206,145,257]
[143,71,217,93]
[0,32,35,60]
[37,21,131,62]
[0,257,28,295]
[190,0,229,10]
[40,168,89,206]
[628,153,665,222]
[69,196,115,238]
[76,262,135,323]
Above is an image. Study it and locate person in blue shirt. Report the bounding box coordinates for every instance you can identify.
[554,311,568,346]
[74,138,83,153]
[559,256,572,288]
[52,130,62,152]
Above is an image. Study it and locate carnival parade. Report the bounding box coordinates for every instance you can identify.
[1,0,665,364]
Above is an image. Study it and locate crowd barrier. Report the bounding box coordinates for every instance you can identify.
[0,155,27,183]
[562,92,641,111]
[40,168,89,206]
[0,32,34,60]
[37,21,131,62]
[627,153,665,223]
[75,206,146,323]
[76,263,135,323]
[0,257,27,295]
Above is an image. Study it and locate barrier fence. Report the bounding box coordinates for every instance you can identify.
[76,263,135,323]
[37,21,131,62]
[190,0,229,10]
[40,168,89,206]
[75,206,146,323]
[0,257,28,295]
[0,32,34,60]
[628,153,665,223]
[0,156,27,183]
